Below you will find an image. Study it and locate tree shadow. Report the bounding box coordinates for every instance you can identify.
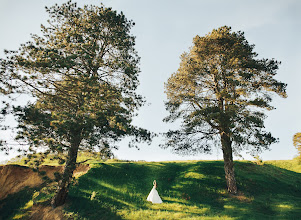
[167,161,227,209]
[234,162,301,219]
[67,162,192,218]
[65,195,123,220]
[0,187,36,220]
[66,161,301,219]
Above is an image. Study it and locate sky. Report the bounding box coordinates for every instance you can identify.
[0,0,300,163]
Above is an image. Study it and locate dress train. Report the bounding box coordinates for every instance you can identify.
[147,180,162,204]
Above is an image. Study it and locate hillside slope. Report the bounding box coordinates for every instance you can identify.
[0,164,90,219]
[1,160,301,219]
[66,160,301,219]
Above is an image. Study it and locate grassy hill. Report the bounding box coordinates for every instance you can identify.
[1,159,301,219]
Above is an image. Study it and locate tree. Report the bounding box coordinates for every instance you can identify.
[293,133,301,160]
[163,26,287,194]
[0,1,152,207]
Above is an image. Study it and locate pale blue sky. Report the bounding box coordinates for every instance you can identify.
[0,0,300,162]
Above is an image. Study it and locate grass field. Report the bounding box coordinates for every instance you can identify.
[64,160,301,219]
[1,159,301,219]
[5,151,103,166]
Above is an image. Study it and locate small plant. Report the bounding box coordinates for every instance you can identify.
[32,183,57,204]
[253,155,263,165]
[90,191,96,200]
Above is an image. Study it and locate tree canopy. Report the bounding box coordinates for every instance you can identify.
[0,0,152,206]
[164,26,287,193]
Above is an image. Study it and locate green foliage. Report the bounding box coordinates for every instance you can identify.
[32,183,57,205]
[293,132,301,162]
[253,155,263,165]
[0,0,153,206]
[0,0,152,169]
[0,101,10,155]
[163,26,287,156]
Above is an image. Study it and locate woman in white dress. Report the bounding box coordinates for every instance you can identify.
[147,180,163,203]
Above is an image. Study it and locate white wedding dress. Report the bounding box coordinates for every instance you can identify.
[147,185,163,204]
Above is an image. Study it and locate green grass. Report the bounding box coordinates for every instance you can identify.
[264,158,301,173]
[2,160,301,219]
[0,187,38,220]
[5,151,105,166]
[65,160,301,219]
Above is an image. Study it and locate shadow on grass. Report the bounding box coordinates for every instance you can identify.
[0,187,36,220]
[235,162,301,219]
[66,161,301,219]
[65,195,123,220]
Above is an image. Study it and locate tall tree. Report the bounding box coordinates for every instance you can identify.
[163,26,287,194]
[0,1,152,207]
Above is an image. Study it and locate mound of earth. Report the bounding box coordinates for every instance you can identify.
[29,205,65,220]
[0,164,90,200]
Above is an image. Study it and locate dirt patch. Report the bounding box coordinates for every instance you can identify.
[29,205,65,220]
[39,165,64,180]
[228,191,253,203]
[0,165,43,200]
[0,164,90,200]
[73,163,90,178]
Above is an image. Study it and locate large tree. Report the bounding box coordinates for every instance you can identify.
[0,1,152,207]
[163,26,287,194]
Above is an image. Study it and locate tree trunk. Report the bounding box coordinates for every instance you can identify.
[51,138,81,207]
[220,132,238,194]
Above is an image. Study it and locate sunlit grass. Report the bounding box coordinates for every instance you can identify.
[6,151,106,166]
[11,200,33,220]
[2,159,301,219]
[63,160,301,219]
[276,204,293,209]
[265,158,301,173]
[184,171,206,179]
